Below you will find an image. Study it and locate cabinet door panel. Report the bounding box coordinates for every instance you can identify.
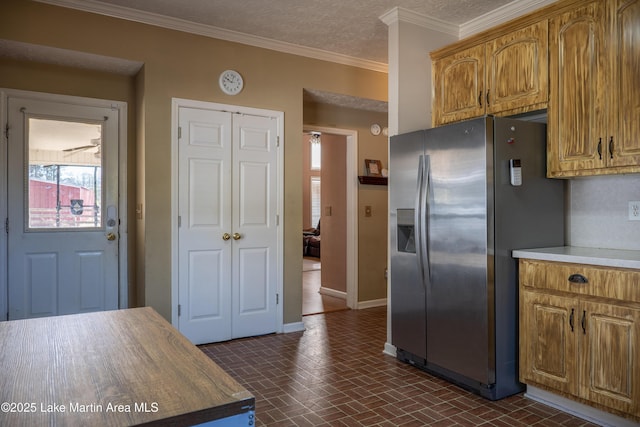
[548,1,607,176]
[581,301,640,417]
[520,291,578,396]
[432,45,485,126]
[610,0,640,168]
[486,21,548,114]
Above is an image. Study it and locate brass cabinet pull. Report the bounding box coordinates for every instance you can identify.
[609,136,614,159]
[233,232,242,240]
[222,233,231,241]
[568,274,588,284]
[569,308,575,332]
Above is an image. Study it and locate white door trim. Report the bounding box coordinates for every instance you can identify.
[302,125,358,309]
[0,89,129,320]
[170,98,284,332]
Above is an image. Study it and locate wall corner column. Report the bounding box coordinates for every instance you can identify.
[380,7,457,352]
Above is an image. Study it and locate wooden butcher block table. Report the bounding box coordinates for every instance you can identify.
[0,307,254,426]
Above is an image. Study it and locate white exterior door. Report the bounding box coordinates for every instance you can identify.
[6,95,120,320]
[177,106,279,344]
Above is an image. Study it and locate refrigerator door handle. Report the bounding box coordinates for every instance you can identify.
[415,155,431,287]
[415,155,426,287]
[421,155,431,283]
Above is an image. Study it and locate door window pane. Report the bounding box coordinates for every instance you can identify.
[27,118,103,229]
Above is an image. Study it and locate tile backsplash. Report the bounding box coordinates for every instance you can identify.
[568,174,640,251]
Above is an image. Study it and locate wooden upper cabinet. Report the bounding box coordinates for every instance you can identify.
[548,0,640,177]
[432,44,485,126]
[548,1,606,176]
[486,20,548,115]
[610,0,640,169]
[432,21,548,127]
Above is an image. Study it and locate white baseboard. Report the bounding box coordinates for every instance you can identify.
[284,297,386,334]
[319,286,347,300]
[383,342,397,358]
[282,321,305,333]
[525,386,638,427]
[358,298,387,309]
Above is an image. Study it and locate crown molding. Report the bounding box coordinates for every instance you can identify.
[459,0,558,38]
[380,0,554,41]
[379,7,459,38]
[34,0,388,73]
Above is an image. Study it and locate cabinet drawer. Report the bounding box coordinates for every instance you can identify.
[520,259,640,303]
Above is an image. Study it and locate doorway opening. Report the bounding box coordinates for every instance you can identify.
[301,126,357,315]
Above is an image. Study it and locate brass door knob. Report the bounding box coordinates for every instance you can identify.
[222,233,231,241]
[233,232,242,240]
[106,232,116,241]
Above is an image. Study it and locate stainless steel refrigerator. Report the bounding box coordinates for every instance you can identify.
[389,116,564,400]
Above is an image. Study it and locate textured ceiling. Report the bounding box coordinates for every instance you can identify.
[37,0,519,66]
[86,0,513,64]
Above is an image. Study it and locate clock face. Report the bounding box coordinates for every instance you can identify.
[370,123,381,136]
[219,70,244,95]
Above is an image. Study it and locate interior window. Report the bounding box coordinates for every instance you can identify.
[310,176,321,227]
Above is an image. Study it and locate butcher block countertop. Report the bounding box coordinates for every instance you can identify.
[0,307,254,426]
[513,246,640,270]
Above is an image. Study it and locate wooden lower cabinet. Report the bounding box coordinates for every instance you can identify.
[520,290,577,395]
[580,300,640,416]
[519,260,640,420]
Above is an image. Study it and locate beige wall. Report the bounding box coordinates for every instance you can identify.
[319,133,347,294]
[1,0,388,324]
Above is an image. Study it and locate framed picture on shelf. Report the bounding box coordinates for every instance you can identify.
[364,159,383,176]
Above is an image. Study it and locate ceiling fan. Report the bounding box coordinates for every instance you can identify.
[63,137,101,157]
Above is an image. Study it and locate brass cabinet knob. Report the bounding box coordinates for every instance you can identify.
[233,232,242,240]
[222,233,231,241]
[106,232,116,241]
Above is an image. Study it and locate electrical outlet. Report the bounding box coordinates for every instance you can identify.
[629,201,640,221]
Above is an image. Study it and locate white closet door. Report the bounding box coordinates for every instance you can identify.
[177,108,278,344]
[178,107,232,344]
[231,113,278,338]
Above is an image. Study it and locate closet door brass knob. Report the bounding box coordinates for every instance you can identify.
[233,233,242,240]
[222,233,231,241]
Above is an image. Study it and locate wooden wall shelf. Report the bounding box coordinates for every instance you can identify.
[358,176,387,186]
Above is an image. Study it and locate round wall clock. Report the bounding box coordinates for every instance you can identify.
[370,123,381,136]
[219,69,244,95]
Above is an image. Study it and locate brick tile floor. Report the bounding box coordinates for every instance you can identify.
[200,307,599,426]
